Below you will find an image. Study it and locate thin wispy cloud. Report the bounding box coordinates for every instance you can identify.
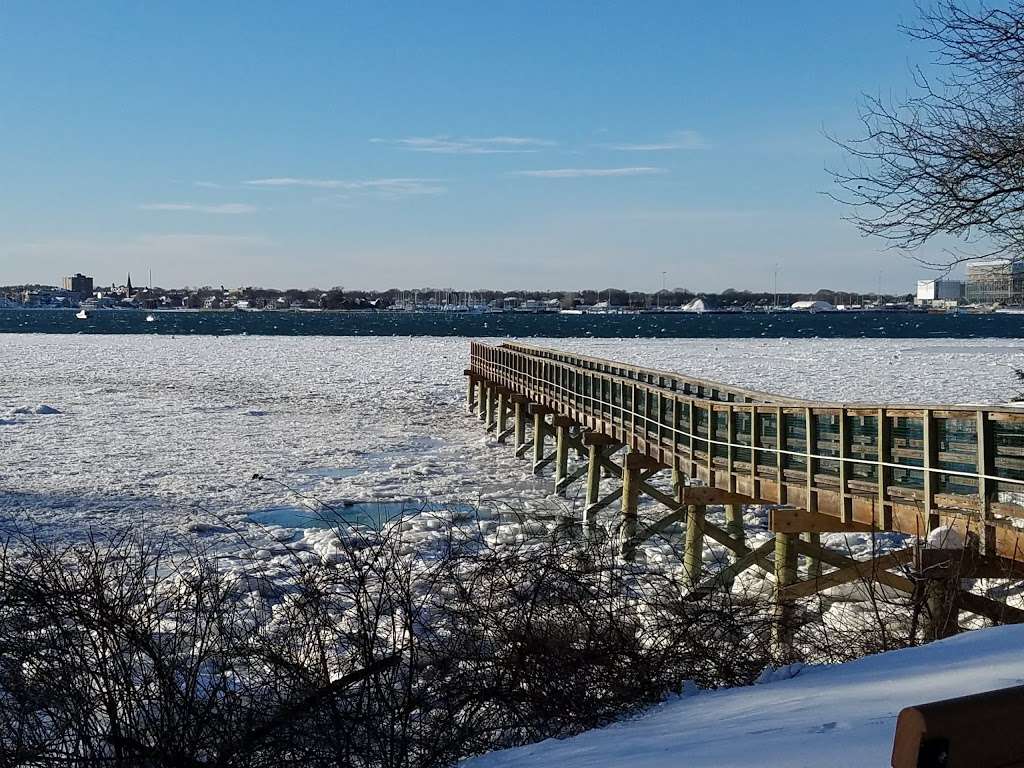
[599,130,709,151]
[509,167,667,179]
[138,202,258,214]
[371,136,554,154]
[244,177,446,197]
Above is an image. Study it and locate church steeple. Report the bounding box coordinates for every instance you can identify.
[127,273,133,297]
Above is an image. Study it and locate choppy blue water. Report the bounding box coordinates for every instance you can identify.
[1,308,1023,338]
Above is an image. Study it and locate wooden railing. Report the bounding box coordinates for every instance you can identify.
[469,341,1024,561]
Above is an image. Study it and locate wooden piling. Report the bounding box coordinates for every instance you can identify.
[621,455,641,560]
[803,531,822,579]
[496,389,509,441]
[725,503,744,544]
[684,503,706,586]
[620,452,658,559]
[466,373,476,413]
[532,410,548,474]
[477,381,488,423]
[513,397,527,454]
[554,418,571,495]
[484,385,496,431]
[773,532,799,659]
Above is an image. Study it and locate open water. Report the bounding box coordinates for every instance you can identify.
[2,308,1023,338]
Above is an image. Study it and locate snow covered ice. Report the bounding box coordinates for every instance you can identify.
[1,334,1023,553]
[3,333,1024,765]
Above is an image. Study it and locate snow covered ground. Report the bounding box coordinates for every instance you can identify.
[3,334,1024,764]
[1,334,1022,552]
[463,623,1024,768]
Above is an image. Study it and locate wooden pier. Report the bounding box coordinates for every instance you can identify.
[466,341,1024,644]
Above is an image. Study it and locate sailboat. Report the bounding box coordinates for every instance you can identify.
[75,308,90,319]
[145,314,156,322]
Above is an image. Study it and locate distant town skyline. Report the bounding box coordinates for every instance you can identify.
[1,1,969,292]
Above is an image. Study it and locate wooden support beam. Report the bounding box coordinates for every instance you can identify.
[725,504,744,545]
[917,548,1024,580]
[532,410,548,474]
[803,532,822,579]
[781,547,916,600]
[632,508,686,545]
[582,430,620,446]
[583,444,625,524]
[620,454,645,559]
[773,532,798,659]
[794,538,916,597]
[514,438,534,459]
[768,507,874,534]
[477,381,488,423]
[484,385,496,432]
[533,450,557,474]
[495,390,509,442]
[688,538,778,600]
[513,398,528,454]
[465,371,477,412]
[681,485,752,506]
[684,504,706,586]
[554,418,574,495]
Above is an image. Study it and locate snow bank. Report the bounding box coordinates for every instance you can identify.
[463,625,1024,768]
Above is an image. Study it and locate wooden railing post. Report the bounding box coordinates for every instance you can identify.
[977,411,994,555]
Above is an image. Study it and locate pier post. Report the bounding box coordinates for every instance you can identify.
[773,532,799,660]
[684,503,706,586]
[803,532,822,579]
[513,396,528,455]
[554,416,573,495]
[620,452,658,560]
[725,503,744,548]
[496,389,509,442]
[477,381,488,424]
[530,405,550,474]
[465,371,476,413]
[918,547,963,642]
[671,461,681,497]
[484,385,496,431]
[585,443,602,529]
[583,432,618,530]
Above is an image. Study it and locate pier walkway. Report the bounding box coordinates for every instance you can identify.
[466,341,1024,644]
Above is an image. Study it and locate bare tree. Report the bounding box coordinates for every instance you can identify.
[830,1,1024,267]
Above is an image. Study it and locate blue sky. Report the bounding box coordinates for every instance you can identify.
[1,1,954,291]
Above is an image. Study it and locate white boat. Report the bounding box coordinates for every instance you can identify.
[145,314,156,322]
[75,309,90,319]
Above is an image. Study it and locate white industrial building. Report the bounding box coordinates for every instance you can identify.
[916,278,964,307]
